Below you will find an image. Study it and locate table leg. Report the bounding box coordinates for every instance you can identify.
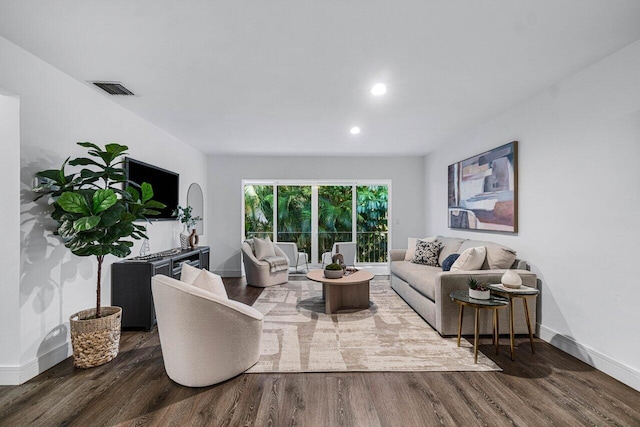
[509,297,515,361]
[474,307,479,364]
[523,297,535,354]
[494,308,499,355]
[457,304,464,347]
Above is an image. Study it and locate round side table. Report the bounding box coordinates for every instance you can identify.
[450,291,508,363]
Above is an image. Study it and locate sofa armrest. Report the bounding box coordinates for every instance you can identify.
[390,249,406,262]
[434,269,537,335]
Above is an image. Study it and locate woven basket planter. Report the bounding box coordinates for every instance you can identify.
[69,306,122,368]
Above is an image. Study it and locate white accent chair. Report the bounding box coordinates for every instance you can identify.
[275,242,309,272]
[151,274,263,387]
[241,240,289,287]
[321,242,357,267]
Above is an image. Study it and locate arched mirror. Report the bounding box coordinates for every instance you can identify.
[187,183,204,235]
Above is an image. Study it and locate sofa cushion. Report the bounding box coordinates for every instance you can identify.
[412,240,441,266]
[390,261,440,301]
[405,236,436,261]
[458,240,517,269]
[254,236,276,260]
[451,246,486,271]
[436,236,465,266]
[441,254,460,272]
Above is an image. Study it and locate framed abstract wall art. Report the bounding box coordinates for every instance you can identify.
[448,141,518,233]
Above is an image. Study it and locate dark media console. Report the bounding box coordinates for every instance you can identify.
[111,246,210,331]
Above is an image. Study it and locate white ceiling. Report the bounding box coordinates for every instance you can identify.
[1,1,640,156]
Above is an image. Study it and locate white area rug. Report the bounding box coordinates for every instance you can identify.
[246,280,500,373]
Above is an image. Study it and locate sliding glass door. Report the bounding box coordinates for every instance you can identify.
[243,181,389,265]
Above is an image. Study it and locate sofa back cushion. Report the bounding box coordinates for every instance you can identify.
[451,246,486,271]
[436,236,465,266]
[458,240,517,269]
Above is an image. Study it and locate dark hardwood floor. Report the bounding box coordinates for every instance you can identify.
[1,277,638,426]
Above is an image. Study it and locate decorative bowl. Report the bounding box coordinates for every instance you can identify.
[324,269,344,279]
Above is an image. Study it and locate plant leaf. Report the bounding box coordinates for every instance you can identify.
[99,204,125,227]
[105,143,128,157]
[77,142,101,151]
[141,182,153,203]
[68,157,102,167]
[126,186,140,202]
[58,192,90,215]
[73,216,101,231]
[143,200,166,209]
[92,189,117,213]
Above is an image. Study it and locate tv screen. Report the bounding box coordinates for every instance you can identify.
[125,158,179,219]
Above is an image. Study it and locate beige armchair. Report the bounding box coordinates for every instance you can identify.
[241,240,289,287]
[151,274,263,387]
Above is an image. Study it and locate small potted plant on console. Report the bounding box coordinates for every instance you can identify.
[324,263,344,279]
[468,277,490,300]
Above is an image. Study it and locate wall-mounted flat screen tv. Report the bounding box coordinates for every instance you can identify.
[125,158,179,220]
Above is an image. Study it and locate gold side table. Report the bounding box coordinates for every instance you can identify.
[488,284,539,361]
[450,291,508,363]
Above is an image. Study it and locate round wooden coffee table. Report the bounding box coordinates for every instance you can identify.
[306,269,374,314]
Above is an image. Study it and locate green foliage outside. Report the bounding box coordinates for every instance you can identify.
[244,184,388,263]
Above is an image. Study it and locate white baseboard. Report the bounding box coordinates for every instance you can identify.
[539,324,640,392]
[0,341,71,385]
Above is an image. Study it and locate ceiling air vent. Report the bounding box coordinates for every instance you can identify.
[90,81,135,96]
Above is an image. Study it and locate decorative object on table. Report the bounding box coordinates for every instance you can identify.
[324,263,344,279]
[501,269,522,288]
[139,238,151,257]
[33,142,165,368]
[174,205,202,249]
[188,228,199,249]
[332,253,346,270]
[467,277,490,300]
[448,141,518,233]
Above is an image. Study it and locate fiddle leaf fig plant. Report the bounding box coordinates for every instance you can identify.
[34,142,165,318]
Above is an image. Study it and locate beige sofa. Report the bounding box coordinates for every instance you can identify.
[391,236,538,336]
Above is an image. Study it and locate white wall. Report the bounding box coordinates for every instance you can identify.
[0,92,21,377]
[0,35,208,384]
[424,39,640,390]
[208,155,425,276]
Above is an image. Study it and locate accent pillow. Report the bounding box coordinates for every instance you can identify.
[412,240,441,266]
[451,246,487,271]
[486,247,517,270]
[441,254,460,271]
[193,269,228,299]
[180,262,201,285]
[254,236,276,260]
[404,236,436,261]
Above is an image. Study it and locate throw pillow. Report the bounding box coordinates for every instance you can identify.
[404,236,436,261]
[180,262,201,285]
[193,269,228,299]
[451,246,487,271]
[254,236,276,260]
[486,247,517,270]
[412,240,441,266]
[441,254,460,271]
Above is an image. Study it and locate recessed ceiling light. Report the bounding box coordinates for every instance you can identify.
[371,83,387,96]
[349,126,361,135]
